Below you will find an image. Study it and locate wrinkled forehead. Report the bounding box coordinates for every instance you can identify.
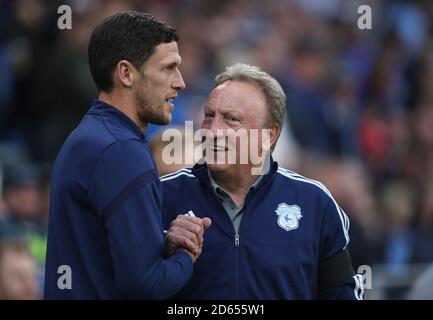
[207,80,267,111]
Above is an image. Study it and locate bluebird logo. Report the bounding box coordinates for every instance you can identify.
[275,203,303,231]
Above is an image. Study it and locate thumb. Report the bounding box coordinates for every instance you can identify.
[202,217,212,230]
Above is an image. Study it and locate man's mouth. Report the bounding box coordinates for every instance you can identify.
[165,95,177,107]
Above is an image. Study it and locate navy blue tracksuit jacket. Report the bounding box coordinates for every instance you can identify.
[161,161,364,299]
[44,100,192,299]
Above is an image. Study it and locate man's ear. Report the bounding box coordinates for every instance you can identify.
[259,124,280,155]
[265,125,280,152]
[114,60,138,88]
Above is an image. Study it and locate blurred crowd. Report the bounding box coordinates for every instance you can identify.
[1,0,433,299]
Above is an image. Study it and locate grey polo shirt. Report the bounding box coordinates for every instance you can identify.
[207,170,263,233]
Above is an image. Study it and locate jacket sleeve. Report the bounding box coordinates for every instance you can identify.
[88,139,193,299]
[319,274,365,300]
[317,197,364,300]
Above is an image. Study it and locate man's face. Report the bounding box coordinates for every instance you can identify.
[201,80,270,172]
[132,41,185,127]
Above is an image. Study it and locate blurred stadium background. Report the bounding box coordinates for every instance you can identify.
[1,0,433,299]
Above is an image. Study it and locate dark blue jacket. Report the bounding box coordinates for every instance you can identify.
[161,161,364,299]
[44,100,192,299]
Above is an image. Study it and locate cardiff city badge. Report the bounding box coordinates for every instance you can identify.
[275,203,303,231]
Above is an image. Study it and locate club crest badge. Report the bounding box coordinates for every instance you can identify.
[275,203,303,231]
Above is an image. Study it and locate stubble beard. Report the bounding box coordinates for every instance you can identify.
[133,81,171,127]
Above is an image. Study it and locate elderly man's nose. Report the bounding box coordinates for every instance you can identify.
[210,124,226,138]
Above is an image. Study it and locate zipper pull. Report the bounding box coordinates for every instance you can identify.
[234,234,240,247]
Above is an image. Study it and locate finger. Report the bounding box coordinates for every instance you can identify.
[171,219,204,244]
[167,232,199,254]
[202,217,212,230]
[169,226,201,248]
[195,246,202,258]
[174,215,204,227]
[166,227,198,249]
[171,223,204,246]
[183,238,199,255]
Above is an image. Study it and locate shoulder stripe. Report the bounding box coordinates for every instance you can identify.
[277,168,350,247]
[159,167,192,180]
[160,170,196,182]
[278,167,350,232]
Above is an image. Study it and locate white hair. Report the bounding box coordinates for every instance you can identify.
[215,63,286,152]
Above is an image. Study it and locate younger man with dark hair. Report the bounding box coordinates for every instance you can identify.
[44,11,210,299]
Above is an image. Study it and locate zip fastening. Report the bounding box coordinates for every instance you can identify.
[235,234,240,247]
[193,162,275,299]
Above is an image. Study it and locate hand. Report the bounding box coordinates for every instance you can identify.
[165,215,212,263]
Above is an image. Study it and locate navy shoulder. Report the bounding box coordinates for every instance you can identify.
[76,113,141,149]
[65,114,115,156]
[276,167,350,249]
[275,167,336,204]
[99,115,142,142]
[69,114,153,168]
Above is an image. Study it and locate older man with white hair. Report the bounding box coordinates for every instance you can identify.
[161,63,364,300]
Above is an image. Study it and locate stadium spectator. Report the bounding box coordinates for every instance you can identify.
[0,239,39,300]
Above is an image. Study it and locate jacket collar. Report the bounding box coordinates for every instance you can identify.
[87,99,146,141]
[191,155,278,193]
